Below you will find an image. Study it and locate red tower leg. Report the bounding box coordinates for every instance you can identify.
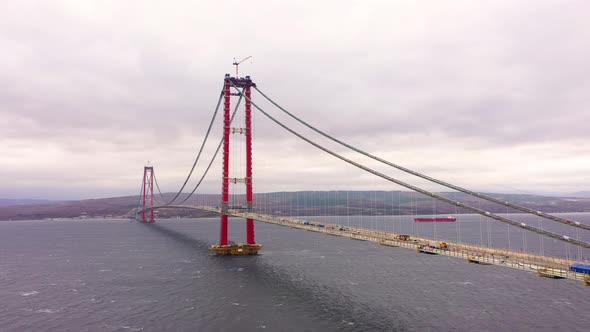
[141,168,147,222]
[245,85,255,244]
[150,169,155,222]
[220,74,231,246]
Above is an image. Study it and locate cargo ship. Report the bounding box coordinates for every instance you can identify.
[414,216,456,222]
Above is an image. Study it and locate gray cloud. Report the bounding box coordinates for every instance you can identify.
[1,0,589,199]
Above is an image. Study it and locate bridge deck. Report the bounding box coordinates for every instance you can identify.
[213,208,588,284]
[147,205,589,285]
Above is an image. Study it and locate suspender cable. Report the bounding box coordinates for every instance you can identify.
[138,94,243,210]
[230,83,590,250]
[152,172,166,204]
[175,140,221,205]
[177,91,244,205]
[254,86,590,232]
[166,88,224,205]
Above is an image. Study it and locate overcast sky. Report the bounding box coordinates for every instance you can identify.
[1,0,589,200]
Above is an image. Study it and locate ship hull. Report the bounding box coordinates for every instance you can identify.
[414,217,456,222]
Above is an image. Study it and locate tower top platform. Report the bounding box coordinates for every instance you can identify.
[225,74,256,88]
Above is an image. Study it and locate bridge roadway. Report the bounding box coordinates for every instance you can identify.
[147,205,590,285]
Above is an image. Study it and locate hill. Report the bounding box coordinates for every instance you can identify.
[1,191,590,221]
[0,199,58,206]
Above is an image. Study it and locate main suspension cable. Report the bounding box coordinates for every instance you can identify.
[254,86,590,232]
[231,83,590,250]
[177,90,244,205]
[136,175,145,216]
[166,88,224,205]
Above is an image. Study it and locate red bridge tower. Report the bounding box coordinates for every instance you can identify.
[140,165,156,223]
[209,74,262,255]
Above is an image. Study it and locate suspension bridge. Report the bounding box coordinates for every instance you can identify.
[135,73,590,286]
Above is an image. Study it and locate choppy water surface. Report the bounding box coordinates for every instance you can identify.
[1,216,589,331]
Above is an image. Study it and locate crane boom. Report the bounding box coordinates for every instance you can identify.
[232,56,252,76]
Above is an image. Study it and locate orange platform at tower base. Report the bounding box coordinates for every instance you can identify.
[209,243,262,255]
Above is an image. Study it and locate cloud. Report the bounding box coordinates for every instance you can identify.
[1,0,589,199]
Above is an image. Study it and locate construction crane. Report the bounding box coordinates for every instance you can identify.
[232,56,252,77]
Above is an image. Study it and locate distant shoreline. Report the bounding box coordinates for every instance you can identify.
[3,211,590,223]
